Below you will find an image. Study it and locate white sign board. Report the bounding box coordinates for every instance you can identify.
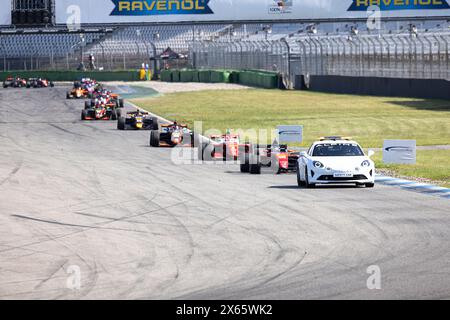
[277,125,303,143]
[0,0,11,25]
[55,0,450,25]
[383,140,416,165]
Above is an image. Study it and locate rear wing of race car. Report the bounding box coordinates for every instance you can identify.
[161,123,189,129]
[126,111,149,116]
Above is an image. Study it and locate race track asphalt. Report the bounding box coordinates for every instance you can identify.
[0,86,449,300]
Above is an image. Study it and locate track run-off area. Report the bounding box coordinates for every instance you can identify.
[0,86,449,299]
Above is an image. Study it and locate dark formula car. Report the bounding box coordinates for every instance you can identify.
[118,110,156,130]
[81,104,119,121]
[150,121,193,147]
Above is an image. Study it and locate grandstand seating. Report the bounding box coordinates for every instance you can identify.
[0,20,449,63]
[0,32,103,57]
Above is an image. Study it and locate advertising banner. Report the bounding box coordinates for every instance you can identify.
[55,0,450,25]
[277,125,303,144]
[383,140,417,165]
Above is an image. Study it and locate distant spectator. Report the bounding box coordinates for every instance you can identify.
[139,63,146,81]
[145,64,150,80]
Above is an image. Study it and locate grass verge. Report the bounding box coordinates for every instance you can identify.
[372,150,450,188]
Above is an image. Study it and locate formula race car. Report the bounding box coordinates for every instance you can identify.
[3,76,15,88]
[88,89,124,108]
[118,110,156,130]
[74,78,101,91]
[207,133,241,160]
[3,76,27,88]
[26,78,54,88]
[297,136,375,188]
[239,144,300,175]
[67,79,100,99]
[150,121,193,147]
[67,86,89,99]
[81,104,119,121]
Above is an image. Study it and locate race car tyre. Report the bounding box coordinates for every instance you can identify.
[116,108,122,118]
[201,143,215,161]
[26,83,31,89]
[305,167,315,188]
[240,163,250,173]
[365,183,375,188]
[149,118,159,131]
[240,154,250,173]
[84,101,90,110]
[250,162,262,175]
[50,82,54,88]
[297,165,306,187]
[272,157,281,175]
[190,132,198,148]
[66,92,71,99]
[3,84,7,88]
[81,110,87,121]
[150,130,160,147]
[249,154,262,174]
[117,117,126,130]
[119,99,124,108]
[111,109,118,121]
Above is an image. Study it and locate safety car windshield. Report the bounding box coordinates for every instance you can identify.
[312,144,364,157]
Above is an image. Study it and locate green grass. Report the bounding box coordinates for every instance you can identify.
[132,89,450,148]
[132,89,450,187]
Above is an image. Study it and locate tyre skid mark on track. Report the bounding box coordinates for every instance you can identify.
[0,217,98,300]
[11,214,149,234]
[0,159,23,186]
[32,259,69,290]
[0,196,192,254]
[175,209,309,299]
[48,123,90,138]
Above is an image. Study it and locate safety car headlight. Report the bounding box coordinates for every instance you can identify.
[313,161,324,168]
[361,160,371,167]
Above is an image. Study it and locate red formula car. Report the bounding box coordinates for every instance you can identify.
[3,76,27,88]
[239,144,300,175]
[207,134,241,160]
[27,78,54,88]
[240,145,300,174]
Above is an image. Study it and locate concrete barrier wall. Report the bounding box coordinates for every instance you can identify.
[162,69,280,89]
[295,75,450,100]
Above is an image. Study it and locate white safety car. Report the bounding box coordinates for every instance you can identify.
[297,137,375,188]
